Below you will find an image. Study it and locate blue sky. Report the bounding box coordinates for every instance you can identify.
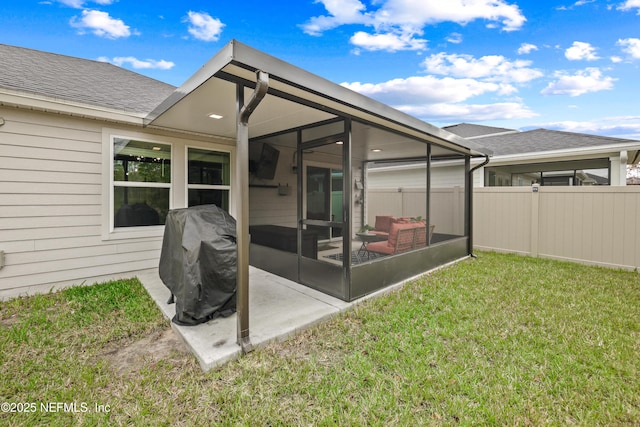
[2,0,640,138]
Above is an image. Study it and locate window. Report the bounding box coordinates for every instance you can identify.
[187,147,230,210]
[113,138,171,227]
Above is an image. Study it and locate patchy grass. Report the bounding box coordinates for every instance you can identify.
[1,252,639,425]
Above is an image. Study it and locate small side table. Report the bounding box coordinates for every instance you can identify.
[355,232,387,261]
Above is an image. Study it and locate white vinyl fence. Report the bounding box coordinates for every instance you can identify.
[474,186,640,270]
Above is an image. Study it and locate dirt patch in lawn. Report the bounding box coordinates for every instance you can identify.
[102,328,191,376]
[0,314,19,327]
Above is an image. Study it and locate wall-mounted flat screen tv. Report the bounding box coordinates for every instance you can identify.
[249,143,279,180]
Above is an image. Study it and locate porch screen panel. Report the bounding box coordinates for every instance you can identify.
[430,147,465,241]
[364,155,430,259]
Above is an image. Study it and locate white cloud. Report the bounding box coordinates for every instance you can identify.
[343,75,506,104]
[301,0,526,52]
[375,0,526,31]
[517,43,538,55]
[617,0,640,13]
[541,68,616,97]
[556,0,596,10]
[422,53,543,83]
[58,0,85,6]
[302,0,370,36]
[565,41,599,61]
[617,37,640,59]
[341,73,538,122]
[397,102,537,122]
[98,56,175,70]
[55,0,114,8]
[349,30,427,51]
[185,11,224,42]
[447,32,463,44]
[536,116,640,139]
[339,48,546,122]
[70,10,132,39]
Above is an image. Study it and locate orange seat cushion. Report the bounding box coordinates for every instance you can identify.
[374,215,394,233]
[388,222,418,248]
[366,240,394,254]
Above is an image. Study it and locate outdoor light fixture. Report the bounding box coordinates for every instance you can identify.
[336,140,343,145]
[208,113,223,119]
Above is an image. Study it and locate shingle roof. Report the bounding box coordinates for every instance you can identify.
[442,123,517,138]
[469,128,640,156]
[0,44,176,114]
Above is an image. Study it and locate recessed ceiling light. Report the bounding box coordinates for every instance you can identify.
[208,113,223,119]
[371,148,382,152]
[152,146,162,151]
[336,141,343,145]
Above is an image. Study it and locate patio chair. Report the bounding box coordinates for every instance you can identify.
[370,215,394,238]
[414,224,436,248]
[367,223,417,255]
[371,215,412,238]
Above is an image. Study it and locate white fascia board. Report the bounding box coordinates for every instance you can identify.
[0,88,146,125]
[487,144,640,166]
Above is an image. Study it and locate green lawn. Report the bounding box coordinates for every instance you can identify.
[1,251,639,425]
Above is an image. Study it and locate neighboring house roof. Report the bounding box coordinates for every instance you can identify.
[445,124,640,158]
[586,173,610,185]
[442,123,517,139]
[469,128,640,157]
[462,129,640,160]
[0,44,175,114]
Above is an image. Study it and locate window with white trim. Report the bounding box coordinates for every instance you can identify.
[187,147,230,210]
[113,138,171,227]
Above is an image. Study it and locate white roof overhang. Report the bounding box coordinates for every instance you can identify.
[145,40,490,161]
[485,143,640,167]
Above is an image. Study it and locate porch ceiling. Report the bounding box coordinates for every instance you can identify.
[145,40,491,162]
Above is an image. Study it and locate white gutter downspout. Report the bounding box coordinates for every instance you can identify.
[236,70,269,353]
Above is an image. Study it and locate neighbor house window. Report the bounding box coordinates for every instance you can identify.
[113,138,171,227]
[187,147,230,210]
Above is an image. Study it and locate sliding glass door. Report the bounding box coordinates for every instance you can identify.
[305,165,343,241]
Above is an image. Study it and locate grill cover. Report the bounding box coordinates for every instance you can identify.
[159,205,237,325]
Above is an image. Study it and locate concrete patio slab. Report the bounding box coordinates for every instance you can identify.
[136,266,352,372]
[137,261,461,372]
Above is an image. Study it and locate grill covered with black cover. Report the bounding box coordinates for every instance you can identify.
[159,205,237,325]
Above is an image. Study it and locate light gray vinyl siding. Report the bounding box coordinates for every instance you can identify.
[248,146,297,227]
[0,107,161,297]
